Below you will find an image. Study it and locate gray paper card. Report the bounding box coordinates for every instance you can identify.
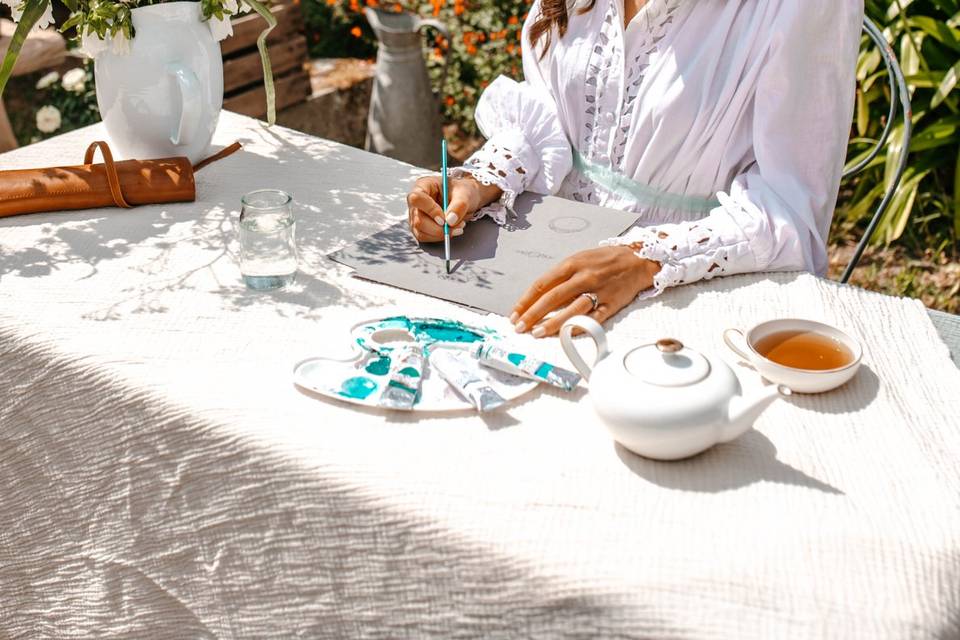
[329,193,640,316]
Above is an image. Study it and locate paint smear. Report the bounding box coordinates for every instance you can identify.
[339,376,379,400]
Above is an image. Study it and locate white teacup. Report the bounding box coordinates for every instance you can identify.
[723,319,862,394]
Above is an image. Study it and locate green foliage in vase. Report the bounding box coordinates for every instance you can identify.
[0,0,279,122]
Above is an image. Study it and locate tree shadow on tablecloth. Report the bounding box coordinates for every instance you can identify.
[0,131,430,320]
[614,431,844,494]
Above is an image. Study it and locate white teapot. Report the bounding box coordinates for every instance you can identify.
[560,316,790,461]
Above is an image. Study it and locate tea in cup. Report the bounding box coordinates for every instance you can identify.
[723,319,862,393]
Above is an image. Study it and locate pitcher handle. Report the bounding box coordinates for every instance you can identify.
[167,62,202,147]
[559,315,609,382]
[418,19,451,98]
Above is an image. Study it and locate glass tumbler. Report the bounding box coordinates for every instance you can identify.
[238,189,297,290]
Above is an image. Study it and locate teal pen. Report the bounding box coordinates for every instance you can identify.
[441,139,450,274]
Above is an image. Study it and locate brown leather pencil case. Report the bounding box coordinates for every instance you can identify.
[0,140,241,218]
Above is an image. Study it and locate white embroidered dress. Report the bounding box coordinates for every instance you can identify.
[451,0,864,296]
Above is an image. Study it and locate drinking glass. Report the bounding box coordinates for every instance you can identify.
[238,189,297,290]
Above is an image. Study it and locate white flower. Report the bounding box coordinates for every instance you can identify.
[222,0,251,15]
[10,0,54,31]
[36,105,61,134]
[35,71,59,90]
[78,31,109,59]
[208,15,234,42]
[61,68,86,93]
[109,31,132,55]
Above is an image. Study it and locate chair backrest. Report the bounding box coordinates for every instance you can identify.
[839,16,913,284]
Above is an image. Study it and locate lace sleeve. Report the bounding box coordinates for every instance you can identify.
[452,74,571,226]
[601,207,757,299]
[448,132,532,225]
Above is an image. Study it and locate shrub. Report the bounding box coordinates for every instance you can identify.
[838,0,959,249]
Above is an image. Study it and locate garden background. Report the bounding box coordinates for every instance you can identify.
[6,0,959,311]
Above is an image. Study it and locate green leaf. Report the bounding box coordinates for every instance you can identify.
[243,0,278,125]
[932,59,960,108]
[0,0,51,97]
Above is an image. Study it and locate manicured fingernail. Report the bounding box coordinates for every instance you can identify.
[452,227,464,236]
[515,321,527,333]
[509,312,519,324]
[532,326,546,338]
[445,212,459,225]
[434,216,445,226]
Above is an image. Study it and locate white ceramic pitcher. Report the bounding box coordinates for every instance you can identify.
[95,2,223,164]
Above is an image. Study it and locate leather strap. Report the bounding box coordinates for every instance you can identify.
[84,141,132,209]
[193,142,243,172]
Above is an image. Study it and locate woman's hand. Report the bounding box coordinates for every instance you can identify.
[511,246,661,338]
[406,175,502,243]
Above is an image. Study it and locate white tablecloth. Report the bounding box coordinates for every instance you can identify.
[2,113,959,639]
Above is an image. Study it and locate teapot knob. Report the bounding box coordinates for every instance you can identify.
[655,338,684,354]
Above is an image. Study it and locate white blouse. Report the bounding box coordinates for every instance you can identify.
[451,0,864,297]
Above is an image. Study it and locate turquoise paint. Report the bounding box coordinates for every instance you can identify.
[387,380,418,395]
[339,376,378,400]
[379,316,487,346]
[365,355,391,376]
[398,366,421,378]
[534,362,554,379]
[507,352,526,366]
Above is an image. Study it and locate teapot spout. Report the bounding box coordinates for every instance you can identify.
[722,385,791,442]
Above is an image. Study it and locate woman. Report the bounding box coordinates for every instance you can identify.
[406,0,863,337]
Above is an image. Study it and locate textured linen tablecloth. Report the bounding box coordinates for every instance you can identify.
[1,113,959,639]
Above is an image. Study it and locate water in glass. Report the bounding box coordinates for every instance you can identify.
[239,189,297,290]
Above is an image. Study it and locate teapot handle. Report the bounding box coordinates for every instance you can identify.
[418,19,452,98]
[560,315,609,382]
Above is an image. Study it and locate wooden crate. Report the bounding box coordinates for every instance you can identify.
[221,3,311,119]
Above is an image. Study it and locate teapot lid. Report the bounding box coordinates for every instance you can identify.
[622,338,711,387]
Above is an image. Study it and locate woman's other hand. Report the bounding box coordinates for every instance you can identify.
[511,246,661,338]
[406,175,502,243]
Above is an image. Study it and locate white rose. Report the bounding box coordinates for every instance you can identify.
[36,105,61,134]
[208,15,234,42]
[11,0,54,31]
[35,71,59,90]
[61,68,86,93]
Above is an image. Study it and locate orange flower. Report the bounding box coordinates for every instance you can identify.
[506,43,514,54]
[326,0,336,5]
[365,0,378,7]
[351,26,362,37]
[445,96,455,106]
[467,44,477,54]
[508,15,518,25]
[393,2,402,10]
[454,3,463,14]
[431,0,442,16]
[349,0,359,10]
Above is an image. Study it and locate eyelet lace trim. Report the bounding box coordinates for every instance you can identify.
[449,140,529,225]
[601,221,732,298]
[613,0,681,168]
